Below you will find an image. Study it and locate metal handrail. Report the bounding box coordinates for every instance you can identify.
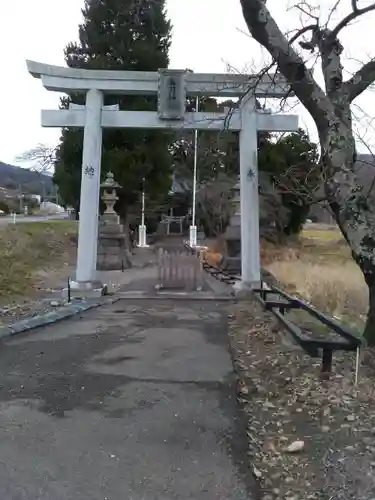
[185,243,363,375]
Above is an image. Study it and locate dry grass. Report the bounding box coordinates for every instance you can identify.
[0,221,78,301]
[263,226,368,330]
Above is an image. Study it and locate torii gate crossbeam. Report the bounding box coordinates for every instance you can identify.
[27,61,298,295]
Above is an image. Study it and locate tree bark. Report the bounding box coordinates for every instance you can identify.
[119,211,132,250]
[240,0,375,341]
[364,278,375,345]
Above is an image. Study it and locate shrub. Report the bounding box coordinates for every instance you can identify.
[0,201,10,214]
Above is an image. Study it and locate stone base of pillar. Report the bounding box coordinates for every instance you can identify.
[137,225,149,248]
[97,213,132,271]
[232,279,261,299]
[189,225,197,247]
[62,280,107,299]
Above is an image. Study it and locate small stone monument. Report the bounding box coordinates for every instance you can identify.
[222,180,241,274]
[222,174,287,276]
[96,172,131,271]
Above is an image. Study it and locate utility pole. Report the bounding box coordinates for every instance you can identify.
[189,96,199,247]
[138,177,149,247]
[18,184,23,213]
[41,181,46,201]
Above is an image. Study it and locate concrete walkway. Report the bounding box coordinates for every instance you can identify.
[0,297,256,499]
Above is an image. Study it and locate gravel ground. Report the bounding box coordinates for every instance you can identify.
[0,299,68,326]
[227,297,375,500]
[0,260,77,327]
[0,248,156,327]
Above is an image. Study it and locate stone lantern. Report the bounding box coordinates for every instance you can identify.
[96,172,131,270]
[101,171,120,219]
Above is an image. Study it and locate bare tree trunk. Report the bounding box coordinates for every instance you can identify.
[119,211,132,251]
[364,280,375,345]
[319,122,375,343]
[239,0,375,339]
[117,208,133,266]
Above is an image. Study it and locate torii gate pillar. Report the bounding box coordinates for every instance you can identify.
[237,94,261,290]
[75,89,103,288]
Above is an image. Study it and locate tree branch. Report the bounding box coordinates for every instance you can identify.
[15,144,56,175]
[240,0,331,129]
[288,24,317,44]
[345,57,375,101]
[294,1,319,23]
[330,1,375,39]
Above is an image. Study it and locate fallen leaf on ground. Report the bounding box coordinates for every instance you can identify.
[285,440,305,453]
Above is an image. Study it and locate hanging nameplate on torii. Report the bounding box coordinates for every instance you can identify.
[157,69,187,120]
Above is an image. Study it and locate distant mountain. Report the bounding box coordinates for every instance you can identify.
[0,161,54,195]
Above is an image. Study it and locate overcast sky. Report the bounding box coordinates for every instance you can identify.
[1,0,374,166]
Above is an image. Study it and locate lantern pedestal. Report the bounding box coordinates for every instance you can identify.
[97,172,132,271]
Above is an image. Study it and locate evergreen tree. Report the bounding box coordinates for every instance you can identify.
[53,0,173,223]
[259,129,320,236]
[170,97,319,238]
[170,98,242,189]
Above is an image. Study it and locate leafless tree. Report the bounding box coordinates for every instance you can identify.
[15,144,56,175]
[197,175,235,237]
[240,0,375,342]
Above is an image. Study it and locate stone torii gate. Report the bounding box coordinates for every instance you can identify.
[27,61,298,294]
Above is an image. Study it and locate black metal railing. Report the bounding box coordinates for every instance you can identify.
[183,242,238,284]
[184,241,362,374]
[252,284,362,374]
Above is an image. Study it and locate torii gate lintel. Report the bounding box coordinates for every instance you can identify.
[27,61,298,295]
